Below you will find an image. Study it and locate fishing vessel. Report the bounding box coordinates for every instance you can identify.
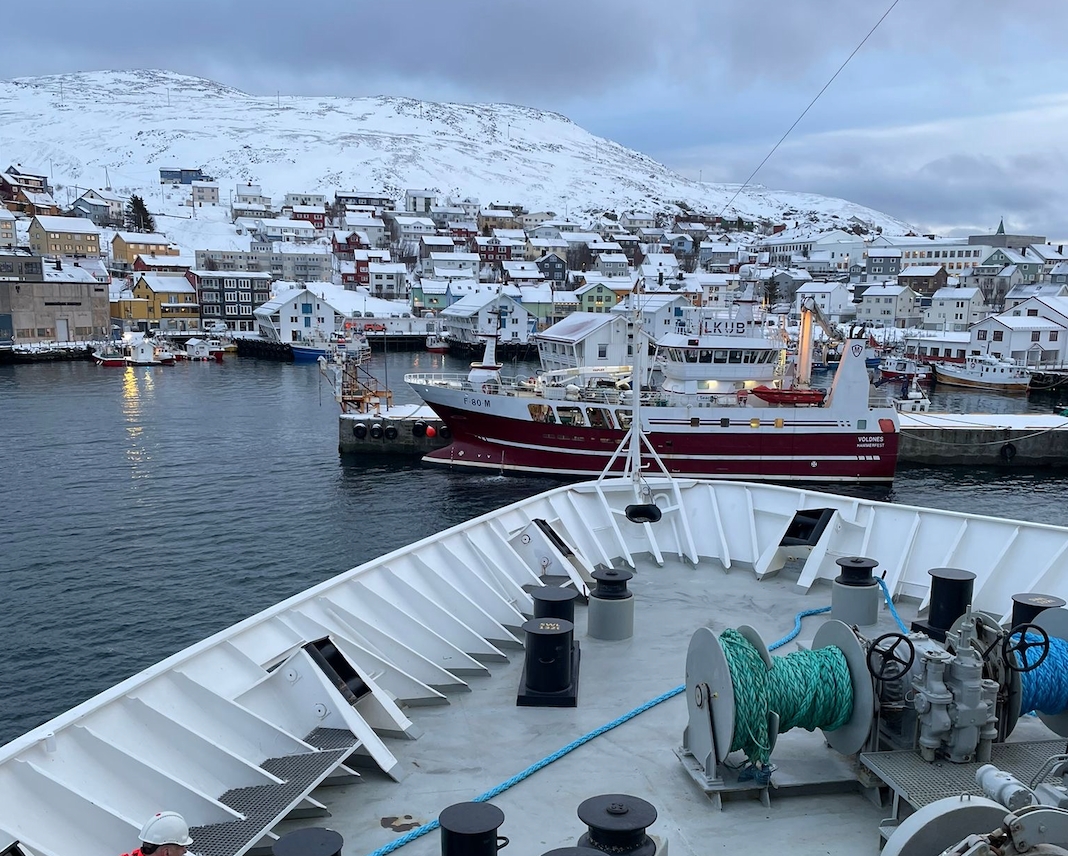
[425,332,450,353]
[933,354,1032,392]
[91,344,125,367]
[405,297,900,482]
[877,355,931,383]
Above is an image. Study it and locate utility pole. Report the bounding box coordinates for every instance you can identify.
[167,87,170,108]
[277,90,280,109]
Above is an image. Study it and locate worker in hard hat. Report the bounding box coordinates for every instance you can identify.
[121,811,194,856]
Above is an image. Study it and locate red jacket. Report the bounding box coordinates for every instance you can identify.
[120,850,145,856]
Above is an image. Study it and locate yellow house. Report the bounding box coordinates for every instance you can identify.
[131,273,200,331]
[28,215,102,256]
[110,281,151,331]
[112,232,179,266]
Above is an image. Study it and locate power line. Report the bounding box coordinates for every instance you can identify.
[717,0,902,219]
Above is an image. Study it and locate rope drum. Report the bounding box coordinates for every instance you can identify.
[719,628,854,766]
[1017,633,1068,716]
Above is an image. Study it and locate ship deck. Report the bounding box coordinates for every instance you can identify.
[266,554,1057,856]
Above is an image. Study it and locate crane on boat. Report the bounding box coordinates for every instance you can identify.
[796,296,842,387]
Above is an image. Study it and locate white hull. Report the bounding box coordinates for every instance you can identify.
[4,477,1068,855]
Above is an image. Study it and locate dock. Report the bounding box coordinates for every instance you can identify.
[898,411,1068,466]
[338,405,451,455]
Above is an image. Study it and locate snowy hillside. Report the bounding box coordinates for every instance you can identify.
[0,69,914,236]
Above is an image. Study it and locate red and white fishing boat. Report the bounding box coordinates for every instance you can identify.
[405,298,900,482]
[877,355,931,383]
[91,345,125,367]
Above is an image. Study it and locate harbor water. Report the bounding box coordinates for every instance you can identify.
[2,352,1068,745]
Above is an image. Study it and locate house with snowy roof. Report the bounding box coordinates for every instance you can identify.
[29,216,102,257]
[794,282,854,323]
[922,286,988,332]
[856,283,920,328]
[536,311,630,372]
[898,264,948,297]
[0,208,15,248]
[441,290,532,344]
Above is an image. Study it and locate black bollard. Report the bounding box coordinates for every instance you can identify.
[1011,593,1067,629]
[911,568,976,642]
[576,794,657,856]
[272,827,344,856]
[532,586,579,623]
[439,802,508,856]
[517,617,580,707]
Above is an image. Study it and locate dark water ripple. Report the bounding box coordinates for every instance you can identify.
[2,354,1068,744]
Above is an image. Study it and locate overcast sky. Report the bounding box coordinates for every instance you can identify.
[6,1,1068,237]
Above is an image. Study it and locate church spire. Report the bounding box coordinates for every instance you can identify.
[996,218,1005,235]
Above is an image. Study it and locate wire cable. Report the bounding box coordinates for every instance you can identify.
[717,0,903,219]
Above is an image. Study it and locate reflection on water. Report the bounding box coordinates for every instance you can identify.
[1,354,1068,745]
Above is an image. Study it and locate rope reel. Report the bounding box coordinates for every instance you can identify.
[1015,607,1068,737]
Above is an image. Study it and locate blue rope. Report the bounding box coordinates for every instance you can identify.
[876,577,910,634]
[1018,633,1068,716]
[363,606,830,856]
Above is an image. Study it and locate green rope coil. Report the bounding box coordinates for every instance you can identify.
[720,628,854,766]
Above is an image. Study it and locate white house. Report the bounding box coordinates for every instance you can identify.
[793,282,854,323]
[404,189,437,214]
[535,312,630,372]
[367,262,408,299]
[611,291,691,337]
[621,212,655,230]
[970,314,1064,365]
[638,253,680,283]
[856,284,920,328]
[391,215,436,242]
[191,181,220,206]
[500,260,544,283]
[254,284,405,343]
[690,272,740,309]
[342,214,386,246]
[430,252,480,276]
[235,183,271,208]
[253,217,317,243]
[0,208,15,247]
[441,291,533,344]
[283,192,327,208]
[923,286,988,332]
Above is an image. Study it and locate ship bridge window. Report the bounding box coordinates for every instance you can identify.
[729,350,743,363]
[529,404,556,424]
[557,406,586,427]
[684,349,699,363]
[714,350,728,364]
[586,407,614,429]
[743,350,757,364]
[699,349,713,363]
[616,410,633,430]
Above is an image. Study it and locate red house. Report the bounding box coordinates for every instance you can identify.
[332,230,367,260]
[291,205,326,230]
[471,236,521,268]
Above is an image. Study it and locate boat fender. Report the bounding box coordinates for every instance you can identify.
[439,424,451,439]
[384,424,398,441]
[1000,442,1017,462]
[369,423,383,440]
[352,422,368,439]
[412,420,427,437]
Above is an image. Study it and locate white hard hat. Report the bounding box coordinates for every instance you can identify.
[140,811,194,847]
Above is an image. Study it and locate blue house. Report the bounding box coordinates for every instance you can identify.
[159,167,215,185]
[536,251,567,284]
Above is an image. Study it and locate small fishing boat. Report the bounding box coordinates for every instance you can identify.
[933,353,1031,392]
[749,385,827,406]
[877,355,931,383]
[91,345,125,367]
[425,333,450,354]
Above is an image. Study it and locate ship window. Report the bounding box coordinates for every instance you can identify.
[616,410,633,429]
[684,349,698,363]
[699,349,713,363]
[586,407,613,429]
[557,406,586,426]
[728,350,743,363]
[743,350,757,363]
[714,350,727,363]
[528,404,556,424]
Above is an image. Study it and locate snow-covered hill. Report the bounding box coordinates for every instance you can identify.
[0,69,914,235]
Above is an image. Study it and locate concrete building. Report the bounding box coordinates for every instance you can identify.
[0,249,108,344]
[193,246,332,282]
[404,190,438,214]
[186,269,274,332]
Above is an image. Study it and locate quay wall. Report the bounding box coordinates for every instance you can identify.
[338,409,451,456]
[898,425,1068,467]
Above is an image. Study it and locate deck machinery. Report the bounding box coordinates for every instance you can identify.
[677,557,1068,854]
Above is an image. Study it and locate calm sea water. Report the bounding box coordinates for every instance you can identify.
[2,353,1068,744]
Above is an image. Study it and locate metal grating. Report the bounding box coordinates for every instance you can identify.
[861,740,1067,809]
[189,730,358,856]
[305,727,358,751]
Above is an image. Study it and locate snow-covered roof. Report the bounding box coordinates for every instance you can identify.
[431,251,479,262]
[291,204,325,214]
[931,286,981,300]
[34,215,100,234]
[998,265,1019,277]
[42,265,99,284]
[867,248,901,258]
[538,311,618,342]
[899,265,944,277]
[861,284,908,297]
[432,267,477,279]
[416,281,450,295]
[368,262,407,275]
[135,253,195,268]
[986,316,1062,331]
[421,235,455,245]
[188,268,272,280]
[115,231,170,243]
[598,253,629,264]
[442,290,508,317]
[0,208,15,221]
[795,282,845,293]
[137,273,195,294]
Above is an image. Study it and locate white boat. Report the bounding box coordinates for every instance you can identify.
[933,354,1031,392]
[6,472,1068,855]
[877,355,931,383]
